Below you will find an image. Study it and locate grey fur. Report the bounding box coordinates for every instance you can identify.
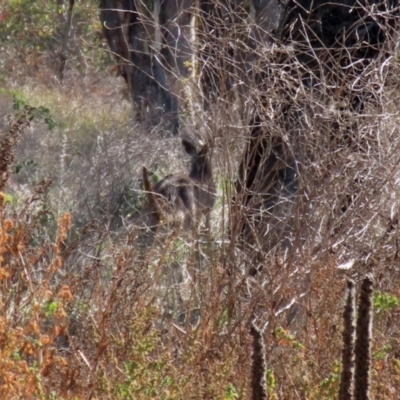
[142,138,216,231]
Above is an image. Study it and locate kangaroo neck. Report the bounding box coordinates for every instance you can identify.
[189,162,212,182]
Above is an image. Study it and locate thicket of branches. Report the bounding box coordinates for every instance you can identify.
[0,0,400,398]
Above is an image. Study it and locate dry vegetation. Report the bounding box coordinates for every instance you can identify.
[1,1,400,399]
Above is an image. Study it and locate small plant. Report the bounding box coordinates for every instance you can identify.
[12,91,57,131]
[265,369,277,399]
[373,344,392,360]
[274,326,305,351]
[224,383,239,399]
[373,291,399,313]
[319,362,341,399]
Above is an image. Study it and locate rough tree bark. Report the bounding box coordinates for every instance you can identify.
[99,0,180,134]
[57,0,76,81]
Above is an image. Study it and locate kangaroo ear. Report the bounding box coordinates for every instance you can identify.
[199,143,209,156]
[182,138,197,156]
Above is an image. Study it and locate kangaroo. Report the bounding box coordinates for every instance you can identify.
[142,138,216,232]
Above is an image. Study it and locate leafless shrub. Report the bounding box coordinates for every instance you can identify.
[1,0,400,398]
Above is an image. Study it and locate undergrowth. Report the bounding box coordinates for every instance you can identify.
[1,2,400,399]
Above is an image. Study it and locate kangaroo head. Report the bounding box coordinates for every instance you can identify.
[181,138,212,183]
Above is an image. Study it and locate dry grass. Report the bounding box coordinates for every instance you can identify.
[1,2,400,399]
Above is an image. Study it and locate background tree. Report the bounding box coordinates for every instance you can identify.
[0,0,399,398]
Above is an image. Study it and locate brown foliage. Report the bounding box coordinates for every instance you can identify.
[1,1,400,399]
